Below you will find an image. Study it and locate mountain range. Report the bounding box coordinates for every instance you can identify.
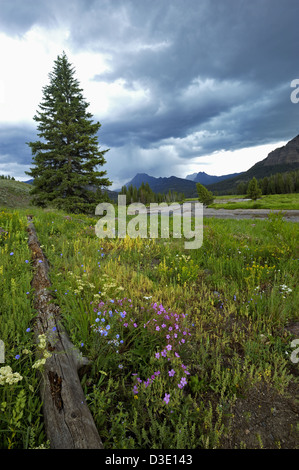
[122,173,199,198]
[24,134,299,197]
[185,171,240,185]
[122,134,299,196]
[206,135,299,194]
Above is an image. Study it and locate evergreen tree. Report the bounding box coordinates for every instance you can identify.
[26,52,111,213]
[120,185,127,196]
[127,184,134,204]
[196,182,214,206]
[237,181,247,195]
[247,177,262,200]
[261,176,269,195]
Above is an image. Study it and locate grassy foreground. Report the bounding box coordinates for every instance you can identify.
[0,206,298,449]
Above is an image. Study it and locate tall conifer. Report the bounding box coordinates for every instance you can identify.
[26,52,111,213]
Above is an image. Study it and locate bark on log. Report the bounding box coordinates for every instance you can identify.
[27,216,103,449]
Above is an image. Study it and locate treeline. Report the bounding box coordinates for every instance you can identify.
[237,170,299,195]
[0,175,15,180]
[120,182,185,205]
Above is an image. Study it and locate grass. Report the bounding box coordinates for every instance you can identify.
[209,193,299,210]
[0,204,298,449]
[0,180,32,208]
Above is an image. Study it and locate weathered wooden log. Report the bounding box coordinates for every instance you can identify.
[27,216,103,449]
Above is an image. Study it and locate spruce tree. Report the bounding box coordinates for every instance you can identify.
[26,52,111,214]
[196,182,214,206]
[247,177,262,200]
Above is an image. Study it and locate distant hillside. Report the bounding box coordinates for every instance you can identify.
[207,135,299,194]
[123,173,198,198]
[0,179,32,208]
[186,171,240,185]
[258,135,299,166]
[24,179,119,202]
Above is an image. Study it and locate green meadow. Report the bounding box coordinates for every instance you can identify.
[186,193,299,210]
[0,204,298,449]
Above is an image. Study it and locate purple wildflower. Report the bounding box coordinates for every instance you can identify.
[163,393,170,404]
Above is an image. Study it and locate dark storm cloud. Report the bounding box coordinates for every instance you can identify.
[0,125,35,166]
[65,0,299,155]
[0,0,56,36]
[2,0,299,182]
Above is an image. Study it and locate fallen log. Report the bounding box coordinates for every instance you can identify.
[27,216,103,449]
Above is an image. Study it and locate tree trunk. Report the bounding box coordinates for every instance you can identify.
[27,216,103,449]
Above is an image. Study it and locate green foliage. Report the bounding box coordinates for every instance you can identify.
[26,52,112,214]
[121,182,185,205]
[1,206,298,449]
[247,177,262,200]
[196,182,214,206]
[0,175,15,180]
[0,210,46,449]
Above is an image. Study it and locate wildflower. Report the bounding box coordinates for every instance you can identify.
[26,328,31,332]
[180,377,187,387]
[168,369,175,377]
[166,344,172,351]
[10,252,14,256]
[15,354,20,360]
[155,352,160,359]
[0,366,22,385]
[37,334,47,349]
[163,393,170,404]
[32,358,46,369]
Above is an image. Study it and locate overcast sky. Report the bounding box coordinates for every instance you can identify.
[1,0,299,189]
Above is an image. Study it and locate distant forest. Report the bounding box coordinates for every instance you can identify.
[237,170,299,196]
[0,175,15,180]
[120,181,185,204]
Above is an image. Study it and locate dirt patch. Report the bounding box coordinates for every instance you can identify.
[221,382,299,449]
